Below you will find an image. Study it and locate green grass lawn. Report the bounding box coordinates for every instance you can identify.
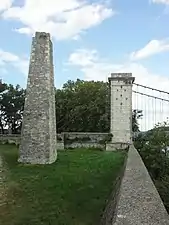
[0,144,125,225]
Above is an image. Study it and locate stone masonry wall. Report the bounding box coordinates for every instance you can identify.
[63,132,109,149]
[100,154,127,225]
[18,32,57,164]
[0,133,110,150]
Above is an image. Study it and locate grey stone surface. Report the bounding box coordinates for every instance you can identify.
[0,134,20,145]
[106,143,129,151]
[0,156,7,207]
[113,145,169,225]
[18,32,57,164]
[109,73,135,145]
[0,132,109,150]
[63,132,109,141]
[64,142,105,149]
[63,132,109,149]
[100,157,127,225]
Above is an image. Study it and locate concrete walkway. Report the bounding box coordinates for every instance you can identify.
[113,145,169,225]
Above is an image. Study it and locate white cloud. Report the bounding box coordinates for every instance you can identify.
[2,0,114,40]
[150,0,169,15]
[151,0,169,4]
[69,49,99,67]
[0,0,13,11]
[130,39,169,60]
[0,49,19,63]
[68,48,122,81]
[68,48,169,90]
[68,48,169,131]
[0,49,29,76]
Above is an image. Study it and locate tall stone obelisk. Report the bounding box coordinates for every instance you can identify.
[18,32,57,164]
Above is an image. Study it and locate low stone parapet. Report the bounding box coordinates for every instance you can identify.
[106,142,129,151]
[0,133,110,150]
[112,145,169,224]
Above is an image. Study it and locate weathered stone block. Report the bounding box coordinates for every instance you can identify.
[106,143,129,151]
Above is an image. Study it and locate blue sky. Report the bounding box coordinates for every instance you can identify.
[0,0,169,90]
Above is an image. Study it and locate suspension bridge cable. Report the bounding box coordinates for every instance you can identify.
[162,99,164,123]
[133,83,169,95]
[144,94,147,131]
[132,91,169,102]
[136,85,138,130]
[160,91,164,124]
[160,92,162,123]
[167,94,169,125]
[134,83,169,128]
[136,84,142,131]
[147,98,151,129]
[151,91,154,128]
[133,90,169,130]
[140,88,143,131]
[155,97,157,125]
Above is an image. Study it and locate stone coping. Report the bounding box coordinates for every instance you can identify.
[113,145,169,224]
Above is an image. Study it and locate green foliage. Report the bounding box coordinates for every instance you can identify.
[132,109,143,132]
[0,145,126,225]
[0,83,25,134]
[135,122,169,179]
[56,79,110,133]
[154,176,169,212]
[134,122,169,212]
[0,82,8,133]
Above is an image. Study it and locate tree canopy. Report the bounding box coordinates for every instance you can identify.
[56,79,110,133]
[134,122,169,212]
[0,83,25,134]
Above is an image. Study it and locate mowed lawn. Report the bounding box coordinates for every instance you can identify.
[0,144,126,225]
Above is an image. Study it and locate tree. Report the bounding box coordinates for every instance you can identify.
[0,81,8,134]
[55,79,110,133]
[132,109,143,132]
[0,84,25,134]
[135,122,169,179]
[134,122,169,212]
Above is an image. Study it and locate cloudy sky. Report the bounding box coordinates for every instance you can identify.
[0,0,169,130]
